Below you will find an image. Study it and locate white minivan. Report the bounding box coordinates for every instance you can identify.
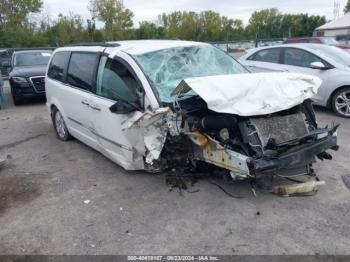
[46,40,338,180]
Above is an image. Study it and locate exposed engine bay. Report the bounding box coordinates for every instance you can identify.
[149,96,339,181]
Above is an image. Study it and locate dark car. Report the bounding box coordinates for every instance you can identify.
[0,49,12,78]
[9,50,52,105]
[284,37,350,50]
[0,74,4,109]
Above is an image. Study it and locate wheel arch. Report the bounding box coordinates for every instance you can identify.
[49,104,58,119]
[327,85,350,108]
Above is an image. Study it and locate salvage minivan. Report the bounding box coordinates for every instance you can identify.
[46,40,339,180]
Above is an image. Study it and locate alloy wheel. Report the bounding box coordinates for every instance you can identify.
[334,90,350,117]
[55,110,67,139]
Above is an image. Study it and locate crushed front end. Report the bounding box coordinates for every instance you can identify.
[164,96,339,181]
[236,101,339,178]
[128,73,339,184]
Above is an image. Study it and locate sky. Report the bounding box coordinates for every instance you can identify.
[42,0,348,26]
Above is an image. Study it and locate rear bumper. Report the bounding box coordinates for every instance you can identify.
[252,135,338,175]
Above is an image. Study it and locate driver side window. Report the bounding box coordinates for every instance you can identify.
[283,48,322,68]
[96,56,140,103]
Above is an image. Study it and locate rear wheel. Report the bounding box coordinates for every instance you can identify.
[52,107,72,141]
[331,87,350,118]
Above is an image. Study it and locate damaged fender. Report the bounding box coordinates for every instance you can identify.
[122,108,172,165]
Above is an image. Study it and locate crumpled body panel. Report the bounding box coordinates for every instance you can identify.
[172,73,322,116]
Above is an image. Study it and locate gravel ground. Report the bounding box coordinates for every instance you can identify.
[0,81,349,255]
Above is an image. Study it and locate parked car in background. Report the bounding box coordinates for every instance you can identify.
[0,73,4,109]
[284,37,350,50]
[9,50,52,105]
[45,40,338,182]
[0,49,12,78]
[239,44,350,117]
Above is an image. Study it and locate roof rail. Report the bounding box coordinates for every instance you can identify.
[65,42,120,47]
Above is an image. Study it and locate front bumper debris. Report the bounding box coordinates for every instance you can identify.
[252,134,338,175]
[274,180,326,197]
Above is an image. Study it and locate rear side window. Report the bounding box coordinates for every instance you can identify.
[48,52,70,82]
[249,48,281,63]
[67,52,99,91]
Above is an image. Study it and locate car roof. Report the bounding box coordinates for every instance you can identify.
[14,50,52,54]
[115,40,209,55]
[288,37,321,39]
[56,40,210,55]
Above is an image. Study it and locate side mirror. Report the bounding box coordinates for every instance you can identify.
[310,61,328,70]
[109,100,137,114]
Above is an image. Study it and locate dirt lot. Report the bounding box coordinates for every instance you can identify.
[0,81,349,255]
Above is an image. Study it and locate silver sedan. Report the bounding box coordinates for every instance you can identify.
[239,44,350,118]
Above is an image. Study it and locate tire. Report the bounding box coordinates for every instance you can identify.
[12,95,23,106]
[331,87,350,118]
[52,107,72,141]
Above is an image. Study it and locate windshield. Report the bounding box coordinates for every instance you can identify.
[133,45,248,103]
[309,45,350,66]
[14,51,52,67]
[321,37,339,45]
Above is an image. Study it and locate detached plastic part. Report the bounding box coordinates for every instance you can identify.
[274,180,326,197]
[341,175,350,190]
[0,159,6,169]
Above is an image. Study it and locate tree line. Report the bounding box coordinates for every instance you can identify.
[0,0,329,48]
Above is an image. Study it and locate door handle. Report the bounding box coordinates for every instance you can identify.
[81,100,90,106]
[90,104,101,111]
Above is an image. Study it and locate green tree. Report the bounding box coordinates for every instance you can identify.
[246,9,326,39]
[0,0,43,27]
[137,21,159,39]
[344,0,350,13]
[158,11,183,39]
[0,0,44,48]
[158,11,201,40]
[89,0,133,40]
[51,13,88,45]
[198,11,222,41]
[221,17,244,41]
[246,8,282,39]
[180,12,200,40]
[87,18,104,42]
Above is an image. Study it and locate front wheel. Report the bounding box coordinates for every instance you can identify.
[52,107,72,141]
[12,95,23,106]
[331,87,350,118]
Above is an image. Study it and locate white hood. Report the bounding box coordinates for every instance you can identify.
[172,73,321,116]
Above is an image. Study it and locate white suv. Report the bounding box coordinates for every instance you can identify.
[46,40,338,180]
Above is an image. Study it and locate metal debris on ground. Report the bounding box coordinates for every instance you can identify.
[207,180,244,199]
[165,170,207,195]
[165,175,188,191]
[83,200,90,204]
[341,175,350,190]
[274,180,325,197]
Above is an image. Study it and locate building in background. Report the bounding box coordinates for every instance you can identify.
[314,13,350,44]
